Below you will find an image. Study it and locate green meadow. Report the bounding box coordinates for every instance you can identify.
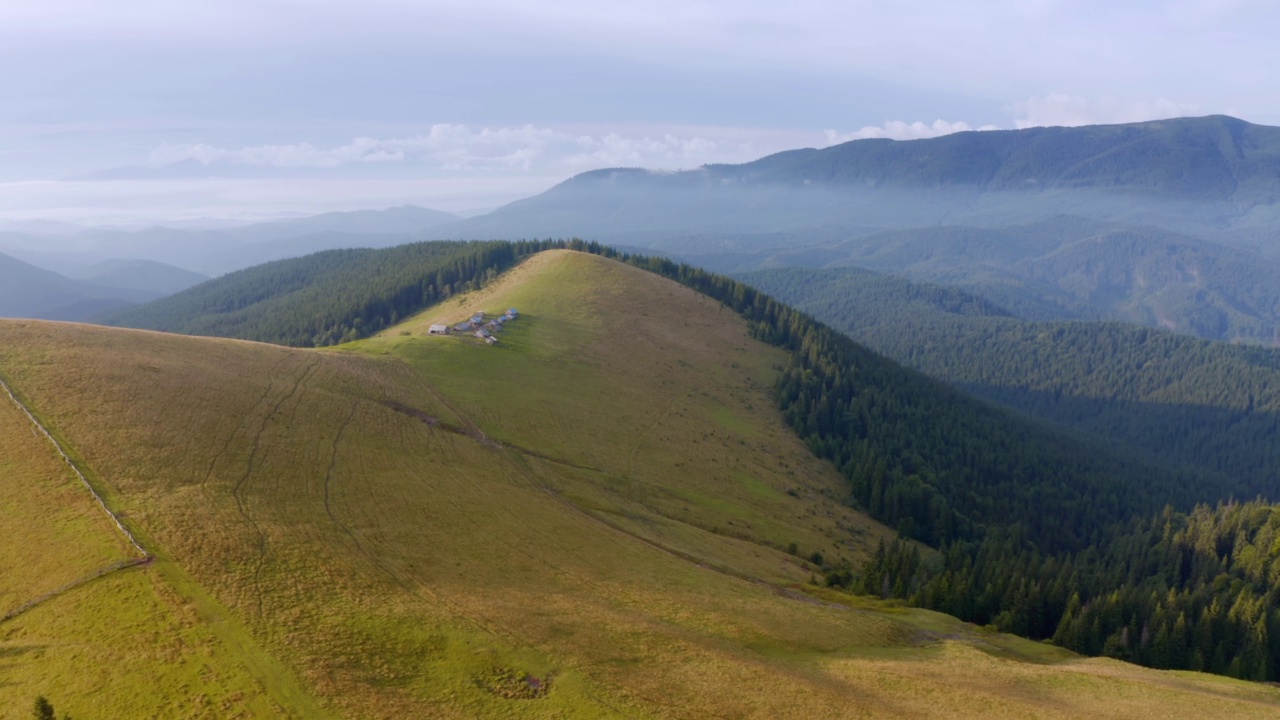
[0,250,1277,717]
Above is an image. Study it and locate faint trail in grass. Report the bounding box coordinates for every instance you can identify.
[231,355,321,618]
[384,400,613,475]
[200,352,292,501]
[0,373,148,559]
[419,379,713,581]
[0,352,335,716]
[625,390,694,479]
[419,384,496,447]
[397,383,773,584]
[386,388,599,578]
[322,402,367,555]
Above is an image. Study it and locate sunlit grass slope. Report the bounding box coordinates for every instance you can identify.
[0,375,307,718]
[0,249,1278,718]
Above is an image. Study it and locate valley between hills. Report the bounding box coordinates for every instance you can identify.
[4,250,1280,718]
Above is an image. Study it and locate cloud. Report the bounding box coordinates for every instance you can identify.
[1012,93,1201,129]
[144,124,753,174]
[565,133,721,168]
[823,119,997,145]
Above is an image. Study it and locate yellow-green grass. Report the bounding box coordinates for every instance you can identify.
[0,375,303,719]
[364,250,884,580]
[0,250,1275,718]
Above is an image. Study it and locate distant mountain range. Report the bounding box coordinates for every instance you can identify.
[10,117,1280,342]
[0,205,462,279]
[0,251,209,321]
[441,115,1280,240]
[422,116,1280,343]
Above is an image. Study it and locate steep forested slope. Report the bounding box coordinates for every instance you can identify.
[741,264,1280,677]
[99,241,531,345]
[739,265,1280,489]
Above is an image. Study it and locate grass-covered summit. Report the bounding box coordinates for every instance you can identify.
[5,250,1278,717]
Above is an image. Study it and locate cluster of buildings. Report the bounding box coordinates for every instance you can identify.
[427,308,518,345]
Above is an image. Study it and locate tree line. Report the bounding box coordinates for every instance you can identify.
[101,241,543,346]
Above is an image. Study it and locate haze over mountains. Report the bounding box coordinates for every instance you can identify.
[455,115,1280,237]
[10,116,1279,345]
[0,205,461,278]
[437,115,1280,343]
[0,206,464,319]
[0,251,204,321]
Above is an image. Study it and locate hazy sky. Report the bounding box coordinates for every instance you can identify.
[1,0,1275,223]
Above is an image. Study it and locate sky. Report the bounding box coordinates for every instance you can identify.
[0,0,1275,224]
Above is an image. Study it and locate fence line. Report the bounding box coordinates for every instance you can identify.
[0,375,149,558]
[1,557,152,623]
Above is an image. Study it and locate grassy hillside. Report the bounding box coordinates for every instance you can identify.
[3,251,1277,716]
[0,369,314,718]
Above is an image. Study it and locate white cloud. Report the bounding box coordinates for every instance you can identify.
[1012,93,1201,129]
[565,132,722,168]
[823,120,997,145]
[145,124,755,174]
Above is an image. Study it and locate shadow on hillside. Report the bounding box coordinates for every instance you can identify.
[957,383,1280,502]
[0,644,48,688]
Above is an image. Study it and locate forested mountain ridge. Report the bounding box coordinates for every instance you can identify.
[714,115,1280,198]
[98,241,530,346]
[739,265,1280,485]
[57,240,1280,684]
[66,258,209,296]
[106,240,1221,543]
[700,218,1280,343]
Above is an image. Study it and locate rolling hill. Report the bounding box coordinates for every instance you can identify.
[5,250,1278,717]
